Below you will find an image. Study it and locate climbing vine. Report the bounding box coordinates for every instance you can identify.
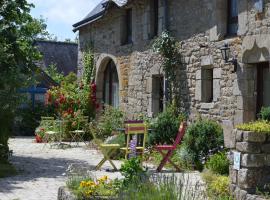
[152,31,183,106]
[82,44,95,85]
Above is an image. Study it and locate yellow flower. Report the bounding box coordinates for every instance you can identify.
[80,181,87,188]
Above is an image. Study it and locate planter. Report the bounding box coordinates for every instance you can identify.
[58,186,117,200]
[35,135,43,143]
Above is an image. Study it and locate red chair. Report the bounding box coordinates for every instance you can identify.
[154,121,187,172]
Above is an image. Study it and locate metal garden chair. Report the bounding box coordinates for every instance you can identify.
[69,116,88,146]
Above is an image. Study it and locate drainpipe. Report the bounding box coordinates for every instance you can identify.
[163,0,169,106]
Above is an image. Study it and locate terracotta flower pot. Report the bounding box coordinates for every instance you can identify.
[35,135,42,143]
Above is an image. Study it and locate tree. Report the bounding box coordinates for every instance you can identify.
[0,0,48,163]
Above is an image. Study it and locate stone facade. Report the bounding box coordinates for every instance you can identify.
[229,130,270,200]
[75,0,270,130]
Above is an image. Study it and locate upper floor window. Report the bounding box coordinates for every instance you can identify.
[201,68,213,103]
[227,0,238,36]
[121,8,132,45]
[149,0,159,39]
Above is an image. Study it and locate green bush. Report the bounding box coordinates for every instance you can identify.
[150,105,186,145]
[15,102,49,136]
[106,134,125,159]
[97,106,124,140]
[202,170,233,200]
[259,107,270,121]
[206,152,229,175]
[120,157,145,187]
[181,118,223,169]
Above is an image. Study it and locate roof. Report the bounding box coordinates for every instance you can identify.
[73,0,129,31]
[34,40,78,76]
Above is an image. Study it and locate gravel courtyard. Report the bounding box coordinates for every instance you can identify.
[0,137,206,200]
[0,137,123,200]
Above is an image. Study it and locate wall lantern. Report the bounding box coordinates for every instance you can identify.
[220,42,238,73]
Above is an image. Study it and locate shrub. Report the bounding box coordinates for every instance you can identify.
[236,120,270,133]
[120,157,145,186]
[150,105,186,145]
[14,102,49,136]
[105,134,125,159]
[202,170,233,200]
[206,152,229,175]
[181,118,223,169]
[259,107,270,121]
[95,106,124,140]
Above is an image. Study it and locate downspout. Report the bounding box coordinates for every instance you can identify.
[163,0,169,106]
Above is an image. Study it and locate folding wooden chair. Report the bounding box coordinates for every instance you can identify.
[92,131,120,171]
[154,121,187,172]
[120,122,148,160]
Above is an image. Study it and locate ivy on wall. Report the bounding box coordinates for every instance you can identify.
[82,44,95,85]
[152,31,183,108]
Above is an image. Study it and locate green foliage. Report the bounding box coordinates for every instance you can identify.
[206,152,230,175]
[182,118,223,169]
[256,184,270,199]
[259,107,270,121]
[82,45,95,85]
[152,31,182,104]
[119,174,206,200]
[95,106,124,140]
[67,175,121,199]
[44,63,64,84]
[236,120,270,133]
[120,157,144,186]
[150,104,186,145]
[0,0,49,162]
[14,102,49,136]
[106,134,125,159]
[202,170,233,200]
[0,161,17,178]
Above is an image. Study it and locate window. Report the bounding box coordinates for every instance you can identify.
[257,62,270,115]
[201,68,213,103]
[122,9,132,45]
[227,0,238,35]
[103,60,119,107]
[152,75,164,116]
[149,0,159,38]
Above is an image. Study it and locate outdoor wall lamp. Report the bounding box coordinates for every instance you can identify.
[220,42,238,73]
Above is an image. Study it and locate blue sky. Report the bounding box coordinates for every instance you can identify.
[28,0,101,41]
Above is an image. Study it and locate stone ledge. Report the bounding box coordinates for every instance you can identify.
[243,131,267,143]
[241,154,265,168]
[58,186,76,200]
[236,142,261,153]
[58,186,118,200]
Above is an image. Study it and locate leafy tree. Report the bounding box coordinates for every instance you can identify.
[0,0,48,163]
[44,63,64,84]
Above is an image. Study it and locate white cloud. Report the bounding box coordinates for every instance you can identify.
[28,0,101,25]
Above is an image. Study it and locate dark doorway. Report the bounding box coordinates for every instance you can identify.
[257,62,270,115]
[103,60,119,107]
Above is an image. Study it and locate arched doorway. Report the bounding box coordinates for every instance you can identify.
[102,60,119,107]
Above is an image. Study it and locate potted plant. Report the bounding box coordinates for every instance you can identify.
[35,127,46,143]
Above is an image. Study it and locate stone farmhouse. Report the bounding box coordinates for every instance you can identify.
[73,0,270,144]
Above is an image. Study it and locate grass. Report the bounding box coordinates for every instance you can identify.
[0,162,17,178]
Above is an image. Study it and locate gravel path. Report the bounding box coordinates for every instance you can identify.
[0,137,206,200]
[0,137,123,200]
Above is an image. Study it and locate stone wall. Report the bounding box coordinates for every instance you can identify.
[77,0,270,126]
[229,130,270,200]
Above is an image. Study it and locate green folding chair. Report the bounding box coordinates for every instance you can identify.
[69,116,88,146]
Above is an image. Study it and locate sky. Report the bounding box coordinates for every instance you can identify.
[28,0,102,41]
